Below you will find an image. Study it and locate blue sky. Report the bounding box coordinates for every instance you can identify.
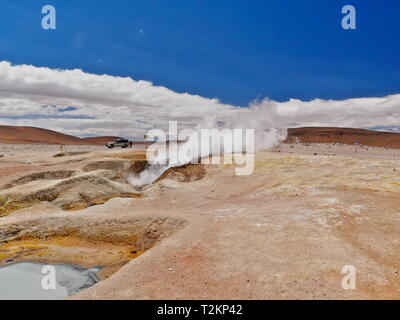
[0,1,399,138]
[0,0,399,106]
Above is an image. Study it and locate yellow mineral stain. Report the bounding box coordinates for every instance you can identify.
[0,237,144,280]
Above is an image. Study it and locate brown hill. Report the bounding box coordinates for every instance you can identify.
[0,125,89,145]
[287,127,400,149]
[0,125,141,146]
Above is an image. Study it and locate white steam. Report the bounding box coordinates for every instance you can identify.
[128,163,170,186]
[128,103,287,186]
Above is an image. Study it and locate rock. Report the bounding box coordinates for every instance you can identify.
[155,164,206,183]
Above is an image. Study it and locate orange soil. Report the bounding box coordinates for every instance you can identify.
[287,127,400,149]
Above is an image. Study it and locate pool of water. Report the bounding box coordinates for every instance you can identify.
[0,262,100,300]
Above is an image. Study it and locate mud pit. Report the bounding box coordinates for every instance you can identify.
[0,216,186,280]
[0,262,101,300]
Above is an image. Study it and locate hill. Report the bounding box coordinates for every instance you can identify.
[286,127,400,149]
[0,125,89,145]
[0,126,126,145]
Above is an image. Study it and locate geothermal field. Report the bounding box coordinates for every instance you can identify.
[0,129,399,300]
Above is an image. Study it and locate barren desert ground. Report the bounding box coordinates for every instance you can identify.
[0,142,399,299]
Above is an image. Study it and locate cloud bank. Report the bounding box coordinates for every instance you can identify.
[0,61,399,140]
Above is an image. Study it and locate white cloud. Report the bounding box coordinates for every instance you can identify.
[250,95,400,131]
[0,61,399,140]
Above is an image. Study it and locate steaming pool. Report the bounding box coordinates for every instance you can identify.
[0,262,100,300]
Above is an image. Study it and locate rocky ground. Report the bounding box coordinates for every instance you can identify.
[0,142,399,299]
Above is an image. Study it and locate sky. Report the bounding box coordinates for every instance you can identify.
[0,0,399,138]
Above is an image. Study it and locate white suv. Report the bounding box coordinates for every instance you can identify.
[105,139,129,149]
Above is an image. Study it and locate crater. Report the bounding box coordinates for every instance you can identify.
[155,164,206,183]
[128,162,206,186]
[0,156,206,217]
[0,216,187,282]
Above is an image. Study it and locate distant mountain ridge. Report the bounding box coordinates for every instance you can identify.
[1,125,399,149]
[286,127,400,149]
[0,125,122,145]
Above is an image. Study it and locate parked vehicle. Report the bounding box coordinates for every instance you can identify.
[105,139,129,149]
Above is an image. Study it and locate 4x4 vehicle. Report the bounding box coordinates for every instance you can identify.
[105,139,129,149]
